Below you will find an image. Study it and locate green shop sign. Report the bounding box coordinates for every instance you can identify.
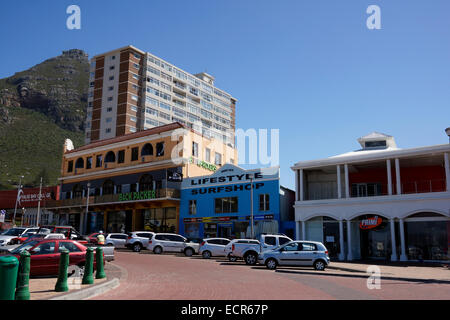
[189,157,217,172]
[118,190,156,202]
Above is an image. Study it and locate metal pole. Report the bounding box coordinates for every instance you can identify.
[13,176,23,226]
[250,176,254,239]
[36,177,43,227]
[84,183,90,235]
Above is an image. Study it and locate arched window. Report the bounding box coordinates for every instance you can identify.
[75,158,84,169]
[105,151,116,163]
[102,179,115,195]
[72,184,84,198]
[141,143,153,156]
[139,174,153,191]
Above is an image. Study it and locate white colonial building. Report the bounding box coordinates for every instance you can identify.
[291,132,450,262]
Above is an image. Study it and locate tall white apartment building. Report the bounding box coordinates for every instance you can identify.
[84,45,237,147]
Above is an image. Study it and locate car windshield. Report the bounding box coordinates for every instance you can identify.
[10,240,40,254]
[21,231,36,237]
[37,228,51,235]
[3,228,25,236]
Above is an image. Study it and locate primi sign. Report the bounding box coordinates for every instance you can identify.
[359,216,382,230]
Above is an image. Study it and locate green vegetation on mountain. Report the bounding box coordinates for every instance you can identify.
[0,49,89,190]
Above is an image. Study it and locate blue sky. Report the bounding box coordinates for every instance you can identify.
[1,0,449,189]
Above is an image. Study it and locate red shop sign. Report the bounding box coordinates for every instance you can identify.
[359,215,382,230]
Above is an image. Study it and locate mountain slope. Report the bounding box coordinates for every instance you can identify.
[0,49,89,190]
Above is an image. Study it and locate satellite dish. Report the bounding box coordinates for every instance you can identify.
[64,139,74,152]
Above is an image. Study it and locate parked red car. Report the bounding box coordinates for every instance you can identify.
[87,233,100,244]
[8,239,102,276]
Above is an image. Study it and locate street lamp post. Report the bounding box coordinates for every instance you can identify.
[248,173,254,239]
[13,175,24,226]
[36,177,43,227]
[84,182,91,235]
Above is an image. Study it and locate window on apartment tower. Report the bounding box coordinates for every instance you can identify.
[192,142,198,157]
[205,148,211,162]
[215,153,222,166]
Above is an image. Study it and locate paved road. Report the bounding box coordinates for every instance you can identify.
[92,251,450,300]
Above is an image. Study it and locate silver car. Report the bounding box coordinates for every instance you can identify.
[105,233,128,248]
[199,238,231,259]
[258,241,330,271]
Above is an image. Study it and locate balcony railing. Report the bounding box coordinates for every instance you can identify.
[45,188,180,209]
[304,179,447,201]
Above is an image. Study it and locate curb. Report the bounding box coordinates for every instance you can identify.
[48,262,126,300]
[49,278,120,300]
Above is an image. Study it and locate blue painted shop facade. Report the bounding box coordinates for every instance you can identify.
[180,164,295,239]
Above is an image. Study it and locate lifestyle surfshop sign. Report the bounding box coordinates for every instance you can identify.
[190,183,265,195]
[190,172,264,186]
[118,190,156,202]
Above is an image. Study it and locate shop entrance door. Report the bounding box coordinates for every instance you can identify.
[218,225,232,239]
[360,225,391,260]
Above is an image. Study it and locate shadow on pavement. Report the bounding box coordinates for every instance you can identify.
[273,268,450,285]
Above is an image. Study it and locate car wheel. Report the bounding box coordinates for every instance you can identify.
[153,246,162,254]
[228,254,237,262]
[202,251,212,259]
[265,258,277,270]
[107,243,114,246]
[68,265,85,278]
[132,243,142,252]
[314,260,326,271]
[184,247,194,257]
[244,252,257,265]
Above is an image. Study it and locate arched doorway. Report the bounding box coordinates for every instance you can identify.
[356,214,391,260]
[305,216,341,259]
[403,212,449,261]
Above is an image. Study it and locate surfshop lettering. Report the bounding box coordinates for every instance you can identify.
[190,172,263,186]
[118,190,156,202]
[191,183,264,195]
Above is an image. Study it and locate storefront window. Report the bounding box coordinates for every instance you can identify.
[143,207,177,233]
[359,217,391,260]
[204,223,217,238]
[185,223,200,239]
[233,221,249,239]
[106,211,127,233]
[405,220,449,261]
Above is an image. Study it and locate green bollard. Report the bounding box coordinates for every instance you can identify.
[82,247,94,285]
[0,256,19,300]
[15,250,31,300]
[55,249,69,292]
[95,247,106,279]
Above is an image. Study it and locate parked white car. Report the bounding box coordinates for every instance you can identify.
[126,231,156,252]
[105,233,128,248]
[199,238,231,259]
[147,233,187,254]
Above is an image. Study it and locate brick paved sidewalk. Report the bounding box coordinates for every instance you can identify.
[27,263,120,300]
[328,261,450,282]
